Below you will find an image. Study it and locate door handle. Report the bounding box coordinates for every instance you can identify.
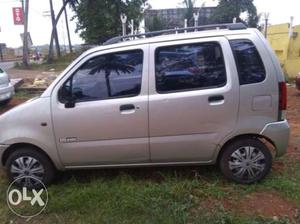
[120,104,135,112]
[208,95,224,105]
[208,95,224,102]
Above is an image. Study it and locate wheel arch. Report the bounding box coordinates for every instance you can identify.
[2,143,56,170]
[216,134,276,164]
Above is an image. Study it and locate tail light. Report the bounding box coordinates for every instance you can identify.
[279,82,287,111]
[278,82,287,121]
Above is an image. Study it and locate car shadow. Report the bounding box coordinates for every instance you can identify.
[54,165,222,185]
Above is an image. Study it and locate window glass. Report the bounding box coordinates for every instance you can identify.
[59,50,143,102]
[230,40,266,85]
[0,68,3,73]
[155,42,226,93]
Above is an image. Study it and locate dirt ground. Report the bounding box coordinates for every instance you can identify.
[286,86,300,159]
[7,68,49,79]
[0,86,300,221]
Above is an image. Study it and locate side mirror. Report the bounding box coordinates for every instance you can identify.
[65,98,75,108]
[58,84,77,109]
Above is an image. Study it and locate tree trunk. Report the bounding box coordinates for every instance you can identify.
[63,0,73,53]
[105,71,112,97]
[49,0,61,59]
[23,0,29,67]
[48,0,69,63]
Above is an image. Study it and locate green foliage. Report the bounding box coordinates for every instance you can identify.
[147,16,168,32]
[210,0,259,28]
[182,0,196,26]
[74,0,148,44]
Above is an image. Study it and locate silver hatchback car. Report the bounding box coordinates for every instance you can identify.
[0,67,14,104]
[0,24,289,187]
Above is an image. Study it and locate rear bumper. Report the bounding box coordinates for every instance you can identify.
[0,144,9,168]
[0,83,14,102]
[260,120,290,157]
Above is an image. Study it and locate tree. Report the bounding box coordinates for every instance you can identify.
[210,0,259,27]
[48,0,78,62]
[147,16,168,32]
[74,0,148,45]
[183,0,195,26]
[88,55,134,97]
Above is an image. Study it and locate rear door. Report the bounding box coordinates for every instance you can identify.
[148,37,240,163]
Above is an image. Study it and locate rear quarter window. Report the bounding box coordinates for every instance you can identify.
[230,39,266,85]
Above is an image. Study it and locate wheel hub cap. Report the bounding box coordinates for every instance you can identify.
[10,156,45,188]
[229,146,266,180]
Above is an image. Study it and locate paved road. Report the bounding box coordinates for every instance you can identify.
[0,61,16,71]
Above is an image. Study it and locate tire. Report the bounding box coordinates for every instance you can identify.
[0,98,11,106]
[6,148,56,188]
[219,138,272,184]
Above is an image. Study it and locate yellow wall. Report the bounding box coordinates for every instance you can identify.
[267,23,300,78]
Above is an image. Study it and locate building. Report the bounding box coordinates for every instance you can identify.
[144,7,216,31]
[267,23,300,79]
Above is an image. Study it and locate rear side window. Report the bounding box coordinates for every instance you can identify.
[230,40,266,85]
[155,42,226,93]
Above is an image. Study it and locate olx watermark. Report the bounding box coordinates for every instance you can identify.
[6,176,48,218]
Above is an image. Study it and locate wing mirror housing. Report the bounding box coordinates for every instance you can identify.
[65,99,75,108]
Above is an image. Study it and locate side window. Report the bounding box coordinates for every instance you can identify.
[59,50,143,103]
[230,39,266,85]
[155,42,226,93]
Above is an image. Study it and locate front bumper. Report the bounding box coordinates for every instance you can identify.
[260,120,290,157]
[0,144,9,168]
[0,83,14,102]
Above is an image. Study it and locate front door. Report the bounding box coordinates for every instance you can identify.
[51,46,149,166]
[148,37,239,163]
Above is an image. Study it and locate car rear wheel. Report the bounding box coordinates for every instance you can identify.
[219,138,272,184]
[6,148,55,188]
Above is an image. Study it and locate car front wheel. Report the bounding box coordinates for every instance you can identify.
[6,148,55,188]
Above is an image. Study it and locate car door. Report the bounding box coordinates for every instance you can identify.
[51,45,150,167]
[148,37,240,163]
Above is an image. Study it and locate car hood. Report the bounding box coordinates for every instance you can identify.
[0,96,40,119]
[0,96,49,142]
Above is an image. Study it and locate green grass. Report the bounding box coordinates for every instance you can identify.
[1,160,300,224]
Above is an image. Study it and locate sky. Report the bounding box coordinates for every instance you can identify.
[0,0,300,48]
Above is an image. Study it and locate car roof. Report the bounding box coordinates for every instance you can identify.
[84,28,255,55]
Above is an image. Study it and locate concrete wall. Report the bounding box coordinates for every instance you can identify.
[267,23,300,78]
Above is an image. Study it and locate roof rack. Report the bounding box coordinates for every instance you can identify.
[103,23,247,46]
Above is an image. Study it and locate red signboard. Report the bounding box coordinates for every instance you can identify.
[12,7,24,25]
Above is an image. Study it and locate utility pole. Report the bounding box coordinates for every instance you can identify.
[0,26,3,61]
[62,0,72,53]
[0,45,3,61]
[49,0,61,57]
[22,0,29,67]
[289,16,294,38]
[263,12,270,38]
